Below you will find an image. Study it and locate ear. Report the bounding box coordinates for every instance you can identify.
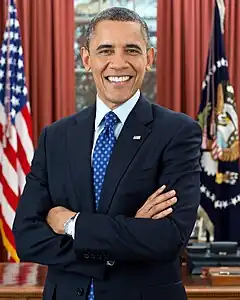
[81,47,91,71]
[146,47,155,71]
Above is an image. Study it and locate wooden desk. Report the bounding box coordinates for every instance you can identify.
[0,264,239,300]
[185,276,240,299]
[0,286,42,300]
[182,263,240,299]
[0,283,240,300]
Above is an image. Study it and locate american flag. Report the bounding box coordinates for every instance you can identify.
[197,0,240,242]
[0,0,34,261]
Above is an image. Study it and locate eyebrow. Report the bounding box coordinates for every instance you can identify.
[96,44,113,51]
[96,44,143,52]
[125,44,142,52]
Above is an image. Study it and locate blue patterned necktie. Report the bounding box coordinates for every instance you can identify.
[88,111,119,300]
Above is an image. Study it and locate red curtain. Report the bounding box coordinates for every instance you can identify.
[157,0,240,119]
[0,0,76,146]
[0,0,7,40]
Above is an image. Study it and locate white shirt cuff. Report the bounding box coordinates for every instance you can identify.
[69,212,80,239]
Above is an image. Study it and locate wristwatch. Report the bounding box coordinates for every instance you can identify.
[64,214,77,236]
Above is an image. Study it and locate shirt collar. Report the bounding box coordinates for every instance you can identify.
[95,90,140,130]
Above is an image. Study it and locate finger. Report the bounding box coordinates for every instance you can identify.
[144,190,176,213]
[139,186,167,213]
[137,187,174,216]
[152,207,173,219]
[149,197,177,216]
[152,190,176,206]
[147,185,166,202]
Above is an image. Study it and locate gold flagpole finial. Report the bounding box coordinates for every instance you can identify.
[216,0,226,34]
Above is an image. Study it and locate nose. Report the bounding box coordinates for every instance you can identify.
[109,51,128,70]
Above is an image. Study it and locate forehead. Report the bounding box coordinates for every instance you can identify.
[90,20,146,47]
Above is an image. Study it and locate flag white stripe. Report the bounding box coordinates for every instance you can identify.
[0,103,6,127]
[26,101,31,113]
[17,159,26,194]
[2,152,18,196]
[1,189,15,229]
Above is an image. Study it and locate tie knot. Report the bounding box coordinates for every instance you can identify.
[103,111,119,129]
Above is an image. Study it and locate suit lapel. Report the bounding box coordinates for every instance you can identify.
[67,106,95,212]
[98,96,153,213]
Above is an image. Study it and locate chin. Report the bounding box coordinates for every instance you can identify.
[111,91,135,102]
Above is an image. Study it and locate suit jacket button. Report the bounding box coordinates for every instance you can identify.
[106,260,115,266]
[77,288,84,296]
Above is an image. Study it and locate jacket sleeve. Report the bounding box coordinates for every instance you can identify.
[12,128,103,276]
[73,120,202,262]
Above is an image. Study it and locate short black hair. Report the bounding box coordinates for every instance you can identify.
[85,7,150,49]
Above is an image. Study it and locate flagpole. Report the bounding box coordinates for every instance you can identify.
[203,3,215,148]
[3,0,12,144]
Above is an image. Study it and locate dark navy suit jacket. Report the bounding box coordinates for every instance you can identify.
[13,95,202,300]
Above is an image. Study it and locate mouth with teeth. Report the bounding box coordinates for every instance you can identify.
[105,75,133,85]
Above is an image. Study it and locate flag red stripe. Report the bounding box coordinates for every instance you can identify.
[20,105,33,140]
[17,134,31,175]
[3,140,17,169]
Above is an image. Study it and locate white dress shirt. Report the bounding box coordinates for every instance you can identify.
[67,90,140,239]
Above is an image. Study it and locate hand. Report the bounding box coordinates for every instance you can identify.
[135,185,177,219]
[46,206,76,234]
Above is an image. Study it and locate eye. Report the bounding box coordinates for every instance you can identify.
[98,49,113,55]
[126,49,140,55]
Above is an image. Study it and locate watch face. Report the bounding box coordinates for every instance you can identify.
[64,219,71,235]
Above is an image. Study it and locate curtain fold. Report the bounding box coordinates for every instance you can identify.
[157,0,240,119]
[0,0,7,41]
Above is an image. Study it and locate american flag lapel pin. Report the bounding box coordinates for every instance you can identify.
[133,136,141,140]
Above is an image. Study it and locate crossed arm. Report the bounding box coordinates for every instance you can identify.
[46,185,176,236]
[13,120,201,272]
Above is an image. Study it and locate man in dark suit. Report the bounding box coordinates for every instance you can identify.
[13,7,202,300]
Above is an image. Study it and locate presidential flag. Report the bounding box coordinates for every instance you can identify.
[0,0,34,261]
[197,0,240,242]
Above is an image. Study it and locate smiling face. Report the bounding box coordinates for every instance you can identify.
[81,20,154,109]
